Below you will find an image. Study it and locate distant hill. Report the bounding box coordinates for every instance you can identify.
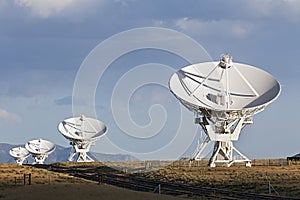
[0,143,138,164]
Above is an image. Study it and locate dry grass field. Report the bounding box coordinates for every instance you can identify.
[137,160,300,198]
[0,163,88,186]
[0,163,187,200]
[1,160,300,199]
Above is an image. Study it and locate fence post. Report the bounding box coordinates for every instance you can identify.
[268,180,279,196]
[28,174,31,185]
[98,173,102,185]
[23,174,31,185]
[158,184,161,195]
[153,184,161,194]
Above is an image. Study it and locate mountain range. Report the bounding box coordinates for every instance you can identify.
[0,143,137,164]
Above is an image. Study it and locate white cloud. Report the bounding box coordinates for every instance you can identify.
[282,0,300,22]
[8,0,300,23]
[0,108,21,125]
[0,0,5,6]
[244,0,300,23]
[14,0,102,18]
[174,18,254,39]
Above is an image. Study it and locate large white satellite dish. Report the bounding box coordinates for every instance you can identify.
[169,54,280,167]
[58,115,107,162]
[25,139,56,164]
[9,146,30,165]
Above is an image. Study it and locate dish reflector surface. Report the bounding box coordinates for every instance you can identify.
[169,61,280,112]
[58,115,107,141]
[25,139,56,155]
[9,147,29,158]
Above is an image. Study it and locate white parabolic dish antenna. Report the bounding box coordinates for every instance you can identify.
[25,139,56,164]
[9,147,30,165]
[58,115,107,162]
[169,54,280,167]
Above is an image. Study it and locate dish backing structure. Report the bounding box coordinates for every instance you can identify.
[169,54,280,167]
[25,139,56,164]
[58,115,107,162]
[9,146,30,165]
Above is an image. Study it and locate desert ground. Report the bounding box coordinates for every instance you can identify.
[1,183,188,200]
[0,163,187,200]
[1,159,300,199]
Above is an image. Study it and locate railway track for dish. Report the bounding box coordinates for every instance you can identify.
[34,164,300,200]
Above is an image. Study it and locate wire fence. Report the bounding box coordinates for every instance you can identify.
[106,158,290,171]
[0,172,88,187]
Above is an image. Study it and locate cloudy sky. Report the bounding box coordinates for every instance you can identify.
[0,0,299,160]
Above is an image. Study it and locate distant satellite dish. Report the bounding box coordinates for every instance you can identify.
[169,54,280,167]
[25,139,55,164]
[58,115,107,162]
[9,146,30,165]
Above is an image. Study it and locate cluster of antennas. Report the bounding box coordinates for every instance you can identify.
[9,115,107,165]
[8,54,280,168]
[9,138,55,165]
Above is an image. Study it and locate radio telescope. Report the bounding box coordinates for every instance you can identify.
[58,115,107,162]
[9,147,30,165]
[25,139,56,164]
[169,54,280,167]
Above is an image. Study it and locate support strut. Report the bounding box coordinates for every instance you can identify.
[192,116,251,167]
